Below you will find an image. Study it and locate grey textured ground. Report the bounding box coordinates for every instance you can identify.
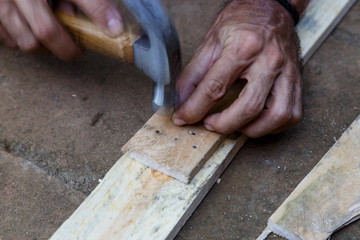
[0,0,359,239]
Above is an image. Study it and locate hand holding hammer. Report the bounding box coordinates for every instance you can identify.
[0,0,181,115]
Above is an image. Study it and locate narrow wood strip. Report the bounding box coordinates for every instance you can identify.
[51,0,356,239]
[122,0,357,184]
[122,114,226,183]
[51,135,248,240]
[264,116,360,240]
[298,0,357,63]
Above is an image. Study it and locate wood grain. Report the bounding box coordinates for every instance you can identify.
[298,0,357,63]
[51,0,356,239]
[51,135,248,240]
[56,12,139,63]
[122,0,357,183]
[258,116,360,240]
[121,114,226,183]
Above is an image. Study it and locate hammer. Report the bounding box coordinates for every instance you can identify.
[52,0,181,115]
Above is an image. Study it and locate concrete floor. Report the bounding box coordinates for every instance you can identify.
[0,0,359,239]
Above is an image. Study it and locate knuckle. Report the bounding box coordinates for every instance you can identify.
[33,22,56,43]
[272,107,292,124]
[269,48,284,68]
[227,31,262,60]
[205,78,226,101]
[246,100,264,117]
[241,32,262,54]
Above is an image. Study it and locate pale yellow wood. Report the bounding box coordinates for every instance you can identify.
[51,0,356,239]
[121,80,245,184]
[122,0,357,183]
[51,135,248,240]
[257,0,359,239]
[56,12,139,63]
[259,116,360,240]
[121,114,226,183]
[298,0,357,63]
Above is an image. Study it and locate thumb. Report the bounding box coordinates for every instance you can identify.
[70,0,123,37]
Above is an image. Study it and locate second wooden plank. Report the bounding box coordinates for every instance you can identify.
[122,114,226,183]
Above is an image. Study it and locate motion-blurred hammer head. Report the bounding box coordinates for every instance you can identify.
[122,0,182,115]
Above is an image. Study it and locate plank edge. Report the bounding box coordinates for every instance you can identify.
[165,134,248,240]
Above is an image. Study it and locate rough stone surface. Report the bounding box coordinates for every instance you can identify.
[0,0,359,239]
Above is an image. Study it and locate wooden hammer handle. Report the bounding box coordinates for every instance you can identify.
[55,11,139,63]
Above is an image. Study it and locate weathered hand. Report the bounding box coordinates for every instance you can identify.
[0,0,123,61]
[173,0,303,138]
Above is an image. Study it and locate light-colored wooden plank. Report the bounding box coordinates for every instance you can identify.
[122,114,225,183]
[51,135,248,240]
[51,0,356,239]
[258,115,360,240]
[122,0,357,184]
[299,0,357,63]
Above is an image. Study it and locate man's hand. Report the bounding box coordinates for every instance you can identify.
[173,0,303,138]
[0,0,123,61]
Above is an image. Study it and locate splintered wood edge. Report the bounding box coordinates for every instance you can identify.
[127,133,227,184]
[299,0,357,63]
[257,0,358,238]
[51,0,355,238]
[268,116,360,240]
[50,135,249,240]
[121,113,227,184]
[166,134,249,239]
[123,0,356,184]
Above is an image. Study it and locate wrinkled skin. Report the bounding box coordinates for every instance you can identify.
[173,0,303,138]
[0,0,123,61]
[0,0,304,138]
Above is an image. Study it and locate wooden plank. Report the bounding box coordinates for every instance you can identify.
[258,115,360,240]
[51,135,248,240]
[299,0,357,63]
[122,115,225,183]
[122,80,246,184]
[51,0,356,239]
[123,0,357,184]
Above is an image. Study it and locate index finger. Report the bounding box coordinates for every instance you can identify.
[14,0,81,61]
[173,54,251,125]
[203,52,283,134]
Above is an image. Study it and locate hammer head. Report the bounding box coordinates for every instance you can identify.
[122,0,181,115]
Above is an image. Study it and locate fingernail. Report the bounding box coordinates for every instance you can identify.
[107,18,123,36]
[173,118,186,126]
[204,124,215,132]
